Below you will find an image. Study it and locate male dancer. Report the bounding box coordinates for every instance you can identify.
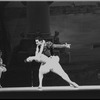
[0,50,7,88]
[26,37,78,89]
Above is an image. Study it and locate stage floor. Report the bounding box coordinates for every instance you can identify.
[0,85,100,92]
[1,86,100,99]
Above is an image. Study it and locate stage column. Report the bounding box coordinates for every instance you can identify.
[27,2,51,87]
[27,2,50,34]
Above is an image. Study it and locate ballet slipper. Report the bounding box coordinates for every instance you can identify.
[70,82,79,88]
[38,86,43,91]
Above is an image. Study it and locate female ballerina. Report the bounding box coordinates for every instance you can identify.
[26,37,79,89]
[0,50,7,88]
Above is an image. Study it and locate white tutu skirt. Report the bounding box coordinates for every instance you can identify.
[39,56,60,73]
[49,56,60,63]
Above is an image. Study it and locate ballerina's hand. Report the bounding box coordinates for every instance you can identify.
[42,40,46,44]
[26,57,33,62]
[3,67,7,72]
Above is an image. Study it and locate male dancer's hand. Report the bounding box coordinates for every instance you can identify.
[65,43,71,48]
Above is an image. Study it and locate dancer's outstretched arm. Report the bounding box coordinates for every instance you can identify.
[46,41,71,49]
[25,40,45,62]
[52,43,71,49]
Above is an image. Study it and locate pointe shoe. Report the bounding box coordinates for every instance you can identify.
[70,82,79,88]
[38,86,43,91]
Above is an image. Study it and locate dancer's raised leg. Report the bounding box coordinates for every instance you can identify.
[52,63,79,88]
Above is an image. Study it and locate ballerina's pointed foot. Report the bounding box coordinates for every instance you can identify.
[38,86,43,91]
[70,82,79,88]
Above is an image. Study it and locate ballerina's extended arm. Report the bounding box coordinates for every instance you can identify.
[26,40,45,62]
[25,45,39,62]
[38,40,45,55]
[35,45,39,56]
